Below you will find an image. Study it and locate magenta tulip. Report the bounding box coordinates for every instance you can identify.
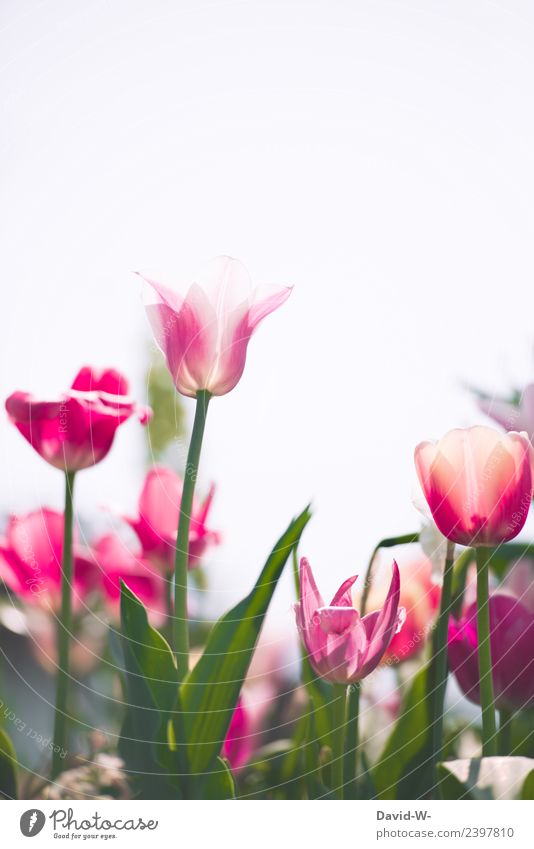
[222,698,253,770]
[6,366,151,472]
[415,426,533,547]
[0,509,96,608]
[140,256,292,398]
[448,594,534,712]
[92,534,167,625]
[123,465,220,571]
[294,558,404,684]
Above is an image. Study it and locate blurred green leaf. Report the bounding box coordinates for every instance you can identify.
[373,666,433,799]
[146,356,185,461]
[486,542,534,580]
[521,769,534,800]
[180,506,312,777]
[438,757,534,800]
[0,727,17,799]
[203,757,236,799]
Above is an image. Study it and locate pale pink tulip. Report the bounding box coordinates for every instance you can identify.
[140,256,291,397]
[415,426,533,547]
[123,465,220,571]
[294,558,404,684]
[478,385,534,442]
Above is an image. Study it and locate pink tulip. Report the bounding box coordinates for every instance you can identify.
[140,256,292,398]
[415,426,533,547]
[222,686,273,770]
[5,366,151,472]
[448,594,534,712]
[123,465,220,571]
[0,509,96,608]
[92,534,166,625]
[294,558,404,684]
[222,698,254,770]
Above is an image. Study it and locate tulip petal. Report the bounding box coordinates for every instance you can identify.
[330,574,358,607]
[298,558,324,627]
[316,605,360,635]
[359,561,401,676]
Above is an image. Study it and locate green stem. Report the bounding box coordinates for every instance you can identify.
[450,547,474,618]
[475,547,497,757]
[427,539,455,794]
[498,709,513,756]
[52,470,76,778]
[343,683,360,799]
[330,684,346,799]
[174,390,211,678]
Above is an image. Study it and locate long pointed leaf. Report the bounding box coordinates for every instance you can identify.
[181,506,312,774]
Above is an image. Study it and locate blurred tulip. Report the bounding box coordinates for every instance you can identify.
[366,554,440,664]
[140,256,291,398]
[415,426,533,547]
[294,558,404,684]
[6,366,150,472]
[123,465,220,571]
[92,534,166,625]
[222,698,253,770]
[448,594,534,712]
[222,686,273,770]
[478,385,534,442]
[502,557,534,613]
[0,509,96,608]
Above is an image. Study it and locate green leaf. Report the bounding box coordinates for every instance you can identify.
[521,769,534,800]
[120,583,178,714]
[373,666,433,799]
[180,506,312,776]
[438,757,534,800]
[202,757,236,799]
[118,583,183,798]
[0,728,17,799]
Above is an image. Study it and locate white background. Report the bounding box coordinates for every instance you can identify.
[2,0,534,649]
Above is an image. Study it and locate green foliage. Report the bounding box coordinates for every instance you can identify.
[118,506,311,798]
[180,506,312,778]
[145,355,185,461]
[373,666,433,799]
[118,583,182,799]
[0,727,17,799]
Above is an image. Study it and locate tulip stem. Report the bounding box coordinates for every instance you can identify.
[475,547,498,757]
[428,539,455,795]
[330,684,346,799]
[52,470,76,778]
[343,683,360,798]
[498,709,513,756]
[174,390,211,678]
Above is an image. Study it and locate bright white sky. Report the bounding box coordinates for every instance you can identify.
[2,0,534,650]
